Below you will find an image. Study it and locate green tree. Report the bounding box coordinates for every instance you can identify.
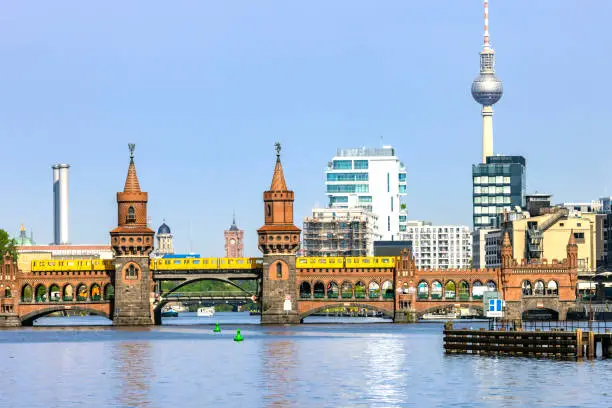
[0,229,17,261]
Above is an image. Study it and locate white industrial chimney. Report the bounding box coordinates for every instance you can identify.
[52,164,70,245]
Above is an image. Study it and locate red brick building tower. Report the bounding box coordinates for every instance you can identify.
[109,144,155,325]
[224,212,244,257]
[257,143,301,324]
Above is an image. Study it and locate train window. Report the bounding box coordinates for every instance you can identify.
[363,259,371,264]
[237,260,244,264]
[319,259,326,264]
[174,260,181,264]
[298,259,307,264]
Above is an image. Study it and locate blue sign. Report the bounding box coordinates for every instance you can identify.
[488,299,502,312]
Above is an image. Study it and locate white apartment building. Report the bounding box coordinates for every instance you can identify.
[325,146,407,241]
[302,207,381,256]
[399,221,472,269]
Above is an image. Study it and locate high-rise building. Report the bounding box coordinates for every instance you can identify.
[325,146,407,240]
[154,221,174,256]
[399,221,472,269]
[471,0,503,164]
[472,155,526,230]
[224,213,244,257]
[302,208,381,256]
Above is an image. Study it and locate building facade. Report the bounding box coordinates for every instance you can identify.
[399,221,472,269]
[224,214,244,258]
[501,208,597,273]
[325,146,407,241]
[472,155,526,230]
[302,208,381,256]
[154,221,174,256]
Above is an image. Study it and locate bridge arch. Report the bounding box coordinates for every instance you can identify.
[313,281,325,298]
[162,277,256,297]
[20,306,110,326]
[299,302,394,320]
[63,284,74,301]
[299,281,311,298]
[416,303,484,319]
[21,284,33,302]
[35,284,46,302]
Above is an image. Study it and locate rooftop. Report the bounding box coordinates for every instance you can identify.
[335,146,397,158]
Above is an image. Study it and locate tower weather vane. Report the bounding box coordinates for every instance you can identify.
[128,143,135,160]
[275,142,281,157]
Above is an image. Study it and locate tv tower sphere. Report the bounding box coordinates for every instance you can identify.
[471,73,503,106]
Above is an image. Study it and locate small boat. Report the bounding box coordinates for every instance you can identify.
[197,307,215,317]
[161,310,179,318]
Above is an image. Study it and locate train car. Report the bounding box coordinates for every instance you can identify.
[344,256,396,269]
[152,257,219,271]
[32,259,94,272]
[296,257,345,269]
[219,258,263,270]
[92,259,114,271]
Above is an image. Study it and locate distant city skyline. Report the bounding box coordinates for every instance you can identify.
[1,1,611,256]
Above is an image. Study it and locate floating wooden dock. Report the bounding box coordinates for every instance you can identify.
[443,323,612,360]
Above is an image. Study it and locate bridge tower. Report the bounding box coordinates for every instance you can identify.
[257,143,301,324]
[109,144,155,325]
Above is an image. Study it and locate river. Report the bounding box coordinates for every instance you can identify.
[0,312,610,407]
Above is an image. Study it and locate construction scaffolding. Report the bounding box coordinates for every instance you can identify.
[302,211,379,257]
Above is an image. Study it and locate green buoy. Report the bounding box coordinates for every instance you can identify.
[234,329,244,342]
[213,323,221,333]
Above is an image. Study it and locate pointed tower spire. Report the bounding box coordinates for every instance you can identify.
[270,142,288,191]
[123,143,141,193]
[502,230,511,247]
[568,229,577,246]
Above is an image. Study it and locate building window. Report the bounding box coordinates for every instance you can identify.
[327,184,369,193]
[399,215,407,222]
[126,206,136,223]
[354,160,368,169]
[391,197,394,211]
[327,173,369,182]
[387,173,390,192]
[388,216,391,232]
[332,160,352,170]
[358,196,372,203]
[125,264,138,280]
[267,204,271,217]
[399,173,407,182]
[276,262,282,279]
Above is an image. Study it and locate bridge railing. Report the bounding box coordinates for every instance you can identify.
[489,319,612,333]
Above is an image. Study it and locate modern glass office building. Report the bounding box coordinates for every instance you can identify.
[325,146,407,241]
[472,155,526,230]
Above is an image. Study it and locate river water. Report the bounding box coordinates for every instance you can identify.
[0,312,610,407]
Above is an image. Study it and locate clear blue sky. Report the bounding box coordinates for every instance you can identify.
[1,1,610,256]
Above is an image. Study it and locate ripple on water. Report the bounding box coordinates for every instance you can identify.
[0,316,611,407]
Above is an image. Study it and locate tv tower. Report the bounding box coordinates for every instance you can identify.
[471,0,503,163]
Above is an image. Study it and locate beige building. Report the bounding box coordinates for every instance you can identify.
[16,245,113,273]
[503,208,597,272]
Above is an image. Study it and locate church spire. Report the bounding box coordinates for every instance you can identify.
[270,142,288,191]
[123,143,141,193]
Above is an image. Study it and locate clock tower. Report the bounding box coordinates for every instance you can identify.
[224,212,244,258]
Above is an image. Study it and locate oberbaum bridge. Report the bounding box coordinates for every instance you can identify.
[0,144,585,327]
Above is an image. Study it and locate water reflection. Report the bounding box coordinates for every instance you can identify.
[111,335,153,407]
[261,336,298,408]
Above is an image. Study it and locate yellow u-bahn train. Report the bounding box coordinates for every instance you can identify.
[31,259,114,272]
[31,256,395,272]
[150,257,263,271]
[296,256,396,269]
